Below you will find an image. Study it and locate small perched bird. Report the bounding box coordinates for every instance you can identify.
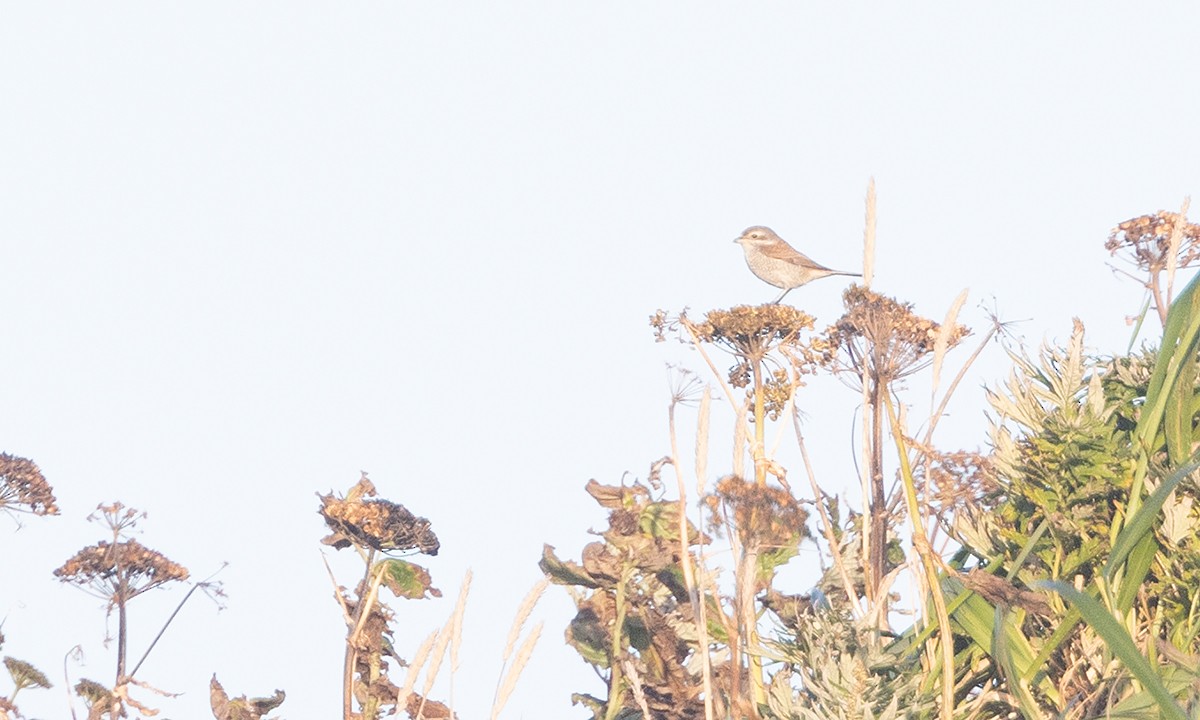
[734,225,861,303]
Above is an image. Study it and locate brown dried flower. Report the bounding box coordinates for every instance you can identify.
[690,305,815,361]
[4,656,51,692]
[74,678,119,718]
[405,692,458,720]
[54,539,190,599]
[0,452,58,516]
[1106,210,1200,274]
[707,475,809,550]
[823,286,969,384]
[913,450,997,525]
[318,475,439,556]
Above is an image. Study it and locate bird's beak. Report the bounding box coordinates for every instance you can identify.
[732,237,741,243]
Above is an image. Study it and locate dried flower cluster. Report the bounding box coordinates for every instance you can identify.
[657,305,824,421]
[689,305,816,360]
[0,452,58,516]
[913,450,998,527]
[824,286,969,383]
[74,678,115,709]
[318,481,440,556]
[707,475,809,551]
[3,656,51,692]
[405,693,457,720]
[54,539,190,597]
[1106,210,1200,273]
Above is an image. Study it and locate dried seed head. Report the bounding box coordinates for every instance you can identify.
[707,474,809,549]
[691,305,815,359]
[1107,210,1200,273]
[74,678,114,706]
[0,453,58,516]
[4,657,51,691]
[54,539,189,598]
[318,481,440,556]
[824,286,969,383]
[913,450,997,524]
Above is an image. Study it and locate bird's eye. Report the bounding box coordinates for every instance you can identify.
[750,233,760,239]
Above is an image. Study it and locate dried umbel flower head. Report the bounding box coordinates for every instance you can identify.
[54,539,190,600]
[74,679,117,715]
[706,475,809,550]
[318,478,440,556]
[0,452,58,516]
[824,286,969,384]
[913,450,997,525]
[696,305,824,411]
[4,656,51,692]
[1106,210,1200,274]
[690,305,815,361]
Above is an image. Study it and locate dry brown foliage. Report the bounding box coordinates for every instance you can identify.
[209,674,285,720]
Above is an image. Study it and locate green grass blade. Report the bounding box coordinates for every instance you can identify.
[1037,581,1188,720]
[1135,272,1200,455]
[992,606,1044,720]
[1106,460,1197,582]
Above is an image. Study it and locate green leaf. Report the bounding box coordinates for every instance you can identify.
[376,558,437,599]
[1105,461,1198,584]
[1115,533,1157,614]
[1137,274,1200,441]
[638,501,680,540]
[992,607,1044,720]
[566,611,610,668]
[940,578,1060,703]
[539,544,601,588]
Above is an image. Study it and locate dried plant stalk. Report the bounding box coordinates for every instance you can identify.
[863,177,876,287]
[931,289,968,407]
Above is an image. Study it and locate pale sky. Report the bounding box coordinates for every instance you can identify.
[2,5,1198,719]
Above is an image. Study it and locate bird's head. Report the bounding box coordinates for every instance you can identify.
[734,226,779,248]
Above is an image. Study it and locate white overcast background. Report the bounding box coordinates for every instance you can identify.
[2,5,1198,719]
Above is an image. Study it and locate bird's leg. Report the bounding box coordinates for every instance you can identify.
[772,288,792,305]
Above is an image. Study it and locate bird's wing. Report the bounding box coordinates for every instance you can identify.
[758,243,831,271]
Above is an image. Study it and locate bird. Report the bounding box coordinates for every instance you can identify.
[733,225,861,303]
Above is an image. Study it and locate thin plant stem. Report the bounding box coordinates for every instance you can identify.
[793,418,864,619]
[679,319,755,449]
[344,548,377,720]
[127,582,202,679]
[885,393,954,720]
[603,566,631,720]
[668,394,715,720]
